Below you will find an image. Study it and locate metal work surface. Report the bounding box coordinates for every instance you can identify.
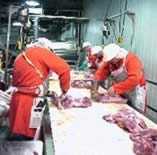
[48,71,157,155]
[49,103,133,155]
[49,101,157,155]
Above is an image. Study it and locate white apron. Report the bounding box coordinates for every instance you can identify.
[110,61,146,113]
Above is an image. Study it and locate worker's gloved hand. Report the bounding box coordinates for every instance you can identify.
[5,86,17,95]
[60,93,67,100]
[107,86,116,97]
[61,88,67,94]
[87,62,92,68]
[57,92,67,110]
[57,102,64,110]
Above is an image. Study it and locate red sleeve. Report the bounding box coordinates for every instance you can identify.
[113,53,144,95]
[42,49,71,93]
[94,63,110,81]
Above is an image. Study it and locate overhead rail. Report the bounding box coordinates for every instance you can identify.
[30,14,89,22]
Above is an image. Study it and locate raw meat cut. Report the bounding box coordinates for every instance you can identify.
[95,93,127,104]
[103,108,157,155]
[50,91,92,109]
[103,108,147,133]
[60,96,91,109]
[130,128,157,155]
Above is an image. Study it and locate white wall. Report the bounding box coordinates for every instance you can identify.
[83,0,157,122]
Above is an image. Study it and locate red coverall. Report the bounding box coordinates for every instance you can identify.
[9,47,70,138]
[95,52,146,95]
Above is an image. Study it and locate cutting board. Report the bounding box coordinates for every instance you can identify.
[49,103,135,155]
[48,72,157,155]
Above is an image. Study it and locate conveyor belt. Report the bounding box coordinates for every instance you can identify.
[47,70,157,155]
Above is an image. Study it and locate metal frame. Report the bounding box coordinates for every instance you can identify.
[30,14,89,41]
[5,12,89,86]
[106,10,135,20]
[5,5,22,88]
[31,14,89,68]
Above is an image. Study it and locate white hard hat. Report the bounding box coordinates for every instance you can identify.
[91,46,102,55]
[36,37,54,50]
[82,41,91,48]
[102,43,121,62]
[27,37,54,51]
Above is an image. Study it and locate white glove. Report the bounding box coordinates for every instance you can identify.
[5,86,17,95]
[87,62,92,68]
[107,86,116,97]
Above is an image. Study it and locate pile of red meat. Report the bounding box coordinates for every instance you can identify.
[50,91,92,109]
[130,128,157,155]
[103,108,157,155]
[95,93,127,104]
[103,108,147,133]
[71,80,93,89]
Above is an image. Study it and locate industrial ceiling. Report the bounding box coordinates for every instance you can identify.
[0,0,83,23]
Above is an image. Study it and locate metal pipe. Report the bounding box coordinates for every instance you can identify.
[30,14,89,21]
[4,5,21,88]
[6,5,21,51]
[106,10,134,20]
[6,6,12,52]
[33,16,39,39]
[4,6,13,88]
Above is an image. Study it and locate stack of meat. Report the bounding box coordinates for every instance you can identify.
[103,108,157,155]
[103,108,147,133]
[95,93,127,104]
[71,80,93,89]
[50,91,92,109]
[130,128,157,155]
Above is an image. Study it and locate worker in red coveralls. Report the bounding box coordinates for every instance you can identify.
[91,43,147,113]
[80,41,103,71]
[8,38,71,140]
